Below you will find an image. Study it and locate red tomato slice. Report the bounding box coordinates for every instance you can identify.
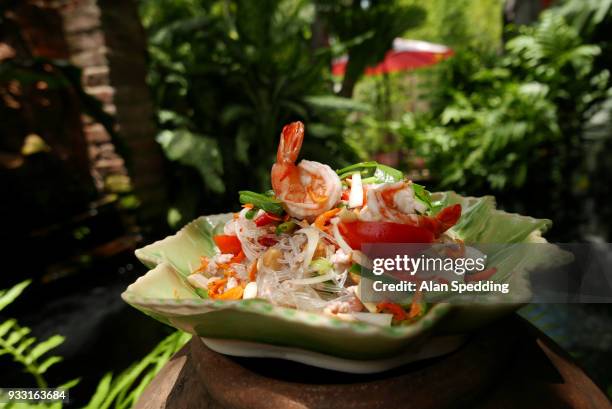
[213,235,242,255]
[337,204,462,250]
[338,221,435,250]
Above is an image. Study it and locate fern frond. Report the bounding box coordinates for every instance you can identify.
[0,280,31,312]
[0,281,76,393]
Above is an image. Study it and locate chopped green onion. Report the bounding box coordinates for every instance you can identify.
[411,183,433,213]
[245,207,258,219]
[310,258,333,275]
[336,161,403,183]
[430,201,445,215]
[239,190,285,215]
[275,221,297,235]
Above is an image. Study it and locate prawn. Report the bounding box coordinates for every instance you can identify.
[360,181,425,224]
[271,121,342,220]
[360,181,461,236]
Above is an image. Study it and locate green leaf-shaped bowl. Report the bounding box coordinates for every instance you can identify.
[122,192,562,365]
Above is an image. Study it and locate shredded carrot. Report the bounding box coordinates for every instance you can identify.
[242,203,254,209]
[314,208,341,230]
[233,213,240,220]
[407,290,423,319]
[248,259,258,282]
[222,268,236,277]
[213,285,244,300]
[307,186,328,204]
[207,277,228,297]
[194,256,209,274]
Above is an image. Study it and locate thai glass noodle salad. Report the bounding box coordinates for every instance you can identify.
[186,122,491,326]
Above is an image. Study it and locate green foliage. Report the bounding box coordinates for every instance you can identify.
[399,7,610,196]
[405,0,503,52]
[402,81,560,190]
[82,331,190,409]
[157,127,224,193]
[317,0,426,96]
[0,281,77,391]
[558,0,612,37]
[141,0,363,226]
[0,280,190,409]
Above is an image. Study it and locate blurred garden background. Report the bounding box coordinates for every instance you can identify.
[1,0,611,406]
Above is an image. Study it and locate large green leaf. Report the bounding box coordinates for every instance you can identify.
[156,129,225,193]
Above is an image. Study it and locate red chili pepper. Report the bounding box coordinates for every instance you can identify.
[255,212,283,227]
[213,235,242,255]
[416,204,462,237]
[258,236,278,247]
[434,204,462,235]
[376,301,407,321]
[341,190,350,201]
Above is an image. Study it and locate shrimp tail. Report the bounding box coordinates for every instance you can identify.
[277,121,304,164]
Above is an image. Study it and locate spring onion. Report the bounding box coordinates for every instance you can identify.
[310,257,333,275]
[239,190,284,215]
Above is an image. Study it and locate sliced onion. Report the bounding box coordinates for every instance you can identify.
[331,221,353,255]
[348,173,363,208]
[298,227,319,271]
[187,274,209,290]
[288,272,334,285]
[235,208,264,261]
[243,282,258,299]
[351,250,373,269]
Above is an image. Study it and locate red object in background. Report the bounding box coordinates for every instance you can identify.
[331,38,454,76]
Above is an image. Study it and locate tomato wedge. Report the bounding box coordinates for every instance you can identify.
[338,221,435,250]
[338,204,462,250]
[213,235,242,255]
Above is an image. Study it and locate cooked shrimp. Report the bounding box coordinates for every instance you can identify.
[271,121,342,220]
[359,181,462,236]
[359,181,426,223]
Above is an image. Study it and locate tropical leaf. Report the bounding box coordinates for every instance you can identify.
[156,129,225,193]
[304,95,371,112]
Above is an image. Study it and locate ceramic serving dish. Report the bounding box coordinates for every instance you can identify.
[122,192,564,372]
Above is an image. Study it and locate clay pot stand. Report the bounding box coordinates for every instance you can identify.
[135,315,611,409]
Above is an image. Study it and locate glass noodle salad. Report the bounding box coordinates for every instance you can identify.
[187,121,467,326]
